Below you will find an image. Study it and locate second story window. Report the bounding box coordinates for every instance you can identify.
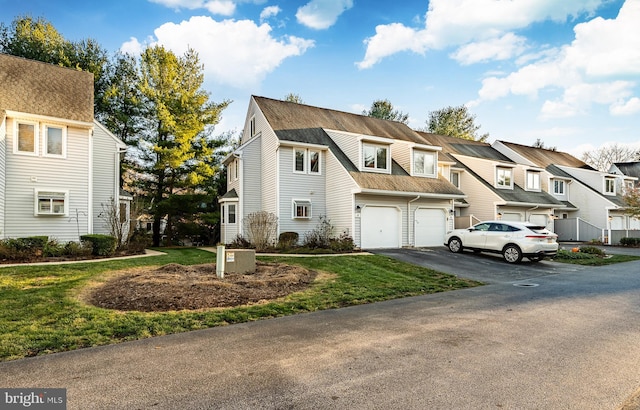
[526,171,540,191]
[413,150,436,177]
[451,171,460,188]
[44,125,65,157]
[363,143,389,172]
[293,148,321,174]
[496,167,513,189]
[604,177,615,195]
[553,180,565,195]
[15,121,38,155]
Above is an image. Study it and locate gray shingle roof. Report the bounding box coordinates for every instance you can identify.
[0,54,93,123]
[498,140,594,169]
[613,162,640,179]
[254,96,465,197]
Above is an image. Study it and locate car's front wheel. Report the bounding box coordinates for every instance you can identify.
[448,237,463,253]
[503,244,523,263]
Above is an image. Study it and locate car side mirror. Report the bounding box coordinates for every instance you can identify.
[467,228,476,232]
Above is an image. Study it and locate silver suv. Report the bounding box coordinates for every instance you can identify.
[444,220,558,263]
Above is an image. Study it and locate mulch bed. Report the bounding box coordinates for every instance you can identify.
[88,262,317,312]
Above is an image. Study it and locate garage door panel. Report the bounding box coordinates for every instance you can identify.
[415,208,446,247]
[361,206,400,248]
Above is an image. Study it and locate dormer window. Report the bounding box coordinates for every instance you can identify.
[526,170,540,191]
[496,167,513,189]
[413,150,437,177]
[363,143,389,172]
[604,177,616,195]
[553,180,565,195]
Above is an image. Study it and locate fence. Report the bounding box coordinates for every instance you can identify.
[553,218,603,242]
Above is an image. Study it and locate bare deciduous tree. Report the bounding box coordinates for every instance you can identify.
[581,144,640,172]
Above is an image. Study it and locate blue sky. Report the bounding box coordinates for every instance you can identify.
[2,0,639,156]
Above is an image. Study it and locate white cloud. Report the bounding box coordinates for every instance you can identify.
[357,23,429,69]
[296,0,353,30]
[476,1,640,118]
[120,37,144,55]
[450,33,527,65]
[611,97,640,116]
[149,0,236,16]
[150,16,314,88]
[356,0,605,68]
[260,5,281,22]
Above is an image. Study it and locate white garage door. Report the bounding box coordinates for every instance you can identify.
[502,213,521,222]
[361,206,401,248]
[415,208,446,247]
[530,214,548,227]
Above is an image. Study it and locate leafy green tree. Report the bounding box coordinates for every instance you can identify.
[363,99,409,124]
[0,16,110,115]
[134,45,230,246]
[427,105,489,142]
[284,93,304,104]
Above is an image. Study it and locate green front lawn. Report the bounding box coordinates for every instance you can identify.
[0,248,480,361]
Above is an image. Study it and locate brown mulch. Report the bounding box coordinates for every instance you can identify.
[87,262,317,312]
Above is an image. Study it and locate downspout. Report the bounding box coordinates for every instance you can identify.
[408,195,420,246]
[525,205,539,222]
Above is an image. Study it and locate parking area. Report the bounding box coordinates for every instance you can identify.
[370,246,586,284]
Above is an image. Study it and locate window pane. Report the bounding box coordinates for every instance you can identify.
[295,149,305,172]
[424,153,434,174]
[18,123,35,152]
[46,126,63,155]
[52,199,65,214]
[39,199,51,213]
[414,152,424,174]
[376,147,387,169]
[364,146,375,168]
[451,172,459,187]
[309,151,319,173]
[228,204,236,224]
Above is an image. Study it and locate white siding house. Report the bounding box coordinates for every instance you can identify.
[221,96,466,249]
[0,54,128,242]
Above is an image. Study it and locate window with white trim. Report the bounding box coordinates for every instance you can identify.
[34,190,68,216]
[450,171,460,188]
[553,180,565,195]
[496,167,513,189]
[526,170,540,191]
[363,143,389,172]
[15,121,38,155]
[228,203,236,224]
[413,150,436,177]
[293,148,321,175]
[43,124,66,157]
[250,116,256,137]
[292,199,312,219]
[604,177,615,195]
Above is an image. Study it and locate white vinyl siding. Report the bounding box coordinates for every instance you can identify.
[241,136,262,216]
[4,117,91,241]
[92,121,125,235]
[0,117,6,238]
[324,129,360,168]
[325,150,358,239]
[278,146,326,237]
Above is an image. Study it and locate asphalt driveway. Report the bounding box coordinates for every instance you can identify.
[1,247,640,409]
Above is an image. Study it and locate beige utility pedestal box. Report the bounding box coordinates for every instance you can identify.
[216,246,256,278]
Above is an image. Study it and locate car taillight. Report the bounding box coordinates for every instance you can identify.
[525,235,548,238]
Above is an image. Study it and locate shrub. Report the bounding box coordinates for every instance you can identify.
[80,234,116,256]
[555,249,596,260]
[228,234,253,249]
[243,211,278,252]
[329,231,356,252]
[126,229,152,254]
[303,216,334,249]
[278,232,299,249]
[64,241,93,257]
[43,240,66,257]
[620,237,640,247]
[579,245,606,256]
